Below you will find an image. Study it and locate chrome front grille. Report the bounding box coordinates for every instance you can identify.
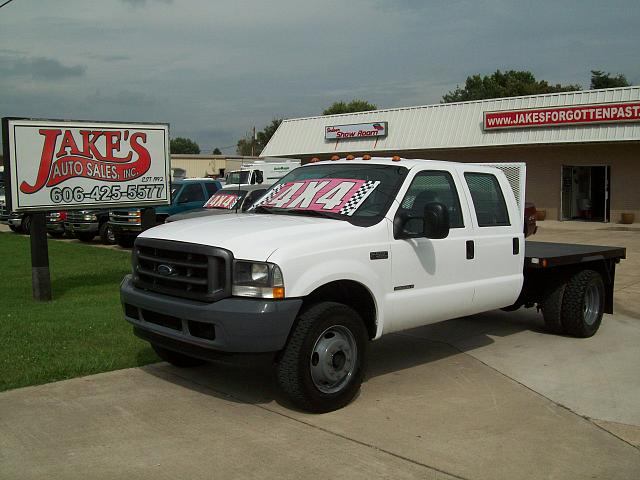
[132,238,232,302]
[66,210,90,222]
[110,210,141,225]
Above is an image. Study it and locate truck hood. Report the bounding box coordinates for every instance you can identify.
[139,213,363,261]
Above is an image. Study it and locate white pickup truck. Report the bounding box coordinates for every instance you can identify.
[121,156,625,412]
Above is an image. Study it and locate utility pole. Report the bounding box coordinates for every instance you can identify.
[251,126,256,156]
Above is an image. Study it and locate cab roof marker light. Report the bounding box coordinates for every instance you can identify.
[346,155,355,160]
[362,154,371,160]
[310,157,319,163]
[392,156,401,162]
[331,155,340,161]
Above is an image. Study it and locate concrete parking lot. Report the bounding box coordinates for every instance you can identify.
[1,221,639,479]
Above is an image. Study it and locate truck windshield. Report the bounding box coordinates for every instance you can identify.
[226,171,250,185]
[251,163,408,225]
[170,183,180,200]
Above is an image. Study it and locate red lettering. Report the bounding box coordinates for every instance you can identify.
[55,130,82,158]
[104,131,132,162]
[80,130,109,161]
[20,129,61,194]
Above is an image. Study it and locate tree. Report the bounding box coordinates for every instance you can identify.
[212,148,222,155]
[590,70,630,89]
[322,100,377,115]
[442,70,581,103]
[170,137,200,154]
[236,119,282,156]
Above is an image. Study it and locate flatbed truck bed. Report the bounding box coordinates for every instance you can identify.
[517,240,626,316]
[525,241,626,269]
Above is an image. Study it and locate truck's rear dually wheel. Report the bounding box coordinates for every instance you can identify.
[277,301,367,413]
[541,269,605,338]
[561,270,604,338]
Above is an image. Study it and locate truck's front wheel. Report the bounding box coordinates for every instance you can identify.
[277,302,367,413]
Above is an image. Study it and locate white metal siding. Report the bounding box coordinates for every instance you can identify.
[262,87,640,157]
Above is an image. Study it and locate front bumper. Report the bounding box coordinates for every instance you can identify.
[7,217,22,228]
[65,221,99,233]
[111,223,141,236]
[120,275,302,356]
[47,223,65,233]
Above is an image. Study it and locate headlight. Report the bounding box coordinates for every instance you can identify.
[83,214,97,221]
[232,261,284,299]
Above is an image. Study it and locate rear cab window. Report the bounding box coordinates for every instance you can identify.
[464,172,511,227]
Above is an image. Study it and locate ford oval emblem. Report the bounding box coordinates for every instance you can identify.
[157,264,176,276]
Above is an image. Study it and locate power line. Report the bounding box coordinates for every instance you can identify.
[0,0,16,10]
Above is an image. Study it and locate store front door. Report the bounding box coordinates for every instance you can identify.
[561,165,610,222]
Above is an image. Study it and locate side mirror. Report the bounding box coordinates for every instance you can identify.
[423,202,450,239]
[255,171,264,184]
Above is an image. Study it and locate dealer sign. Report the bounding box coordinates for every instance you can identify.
[484,101,640,130]
[325,122,388,140]
[3,118,170,212]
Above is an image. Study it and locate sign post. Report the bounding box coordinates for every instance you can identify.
[2,117,171,301]
[29,212,51,301]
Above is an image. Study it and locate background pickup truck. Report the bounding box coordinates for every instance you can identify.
[121,157,624,412]
[65,209,114,244]
[109,178,221,247]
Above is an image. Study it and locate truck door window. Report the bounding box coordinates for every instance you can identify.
[464,173,510,227]
[397,171,464,233]
[177,184,206,203]
[204,182,219,197]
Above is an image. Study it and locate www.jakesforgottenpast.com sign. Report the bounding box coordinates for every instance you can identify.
[3,119,171,212]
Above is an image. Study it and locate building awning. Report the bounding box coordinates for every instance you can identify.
[262,86,640,158]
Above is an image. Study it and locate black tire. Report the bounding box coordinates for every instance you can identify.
[541,281,566,334]
[99,222,116,245]
[276,301,368,413]
[9,224,19,232]
[561,270,605,338]
[22,215,32,235]
[151,344,206,367]
[75,232,95,242]
[115,234,134,248]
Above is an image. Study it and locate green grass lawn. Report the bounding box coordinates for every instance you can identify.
[0,232,158,392]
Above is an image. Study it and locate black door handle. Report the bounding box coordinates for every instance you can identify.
[466,240,474,259]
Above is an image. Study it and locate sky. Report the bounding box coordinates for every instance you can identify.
[1,0,639,153]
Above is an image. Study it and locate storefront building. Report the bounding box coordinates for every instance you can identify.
[262,86,640,223]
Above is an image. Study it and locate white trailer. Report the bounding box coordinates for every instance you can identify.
[223,158,300,188]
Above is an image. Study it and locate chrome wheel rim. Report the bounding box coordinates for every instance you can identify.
[310,325,357,394]
[107,225,115,243]
[584,283,600,326]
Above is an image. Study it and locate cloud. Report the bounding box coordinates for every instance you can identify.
[83,53,131,62]
[0,55,87,80]
[120,0,172,6]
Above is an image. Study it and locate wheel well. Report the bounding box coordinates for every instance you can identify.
[302,280,377,339]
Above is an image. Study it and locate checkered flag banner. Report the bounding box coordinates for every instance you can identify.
[339,180,381,216]
[249,183,286,210]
